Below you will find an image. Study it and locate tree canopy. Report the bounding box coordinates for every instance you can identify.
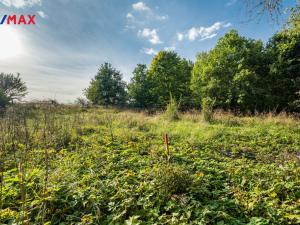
[0,89,9,108]
[265,9,300,111]
[85,63,127,106]
[127,64,150,108]
[191,30,268,113]
[0,73,27,107]
[147,51,193,108]
[190,6,299,113]
[0,73,27,104]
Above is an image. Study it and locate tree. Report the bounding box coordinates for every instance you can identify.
[244,0,283,20]
[0,89,9,108]
[0,73,27,103]
[180,59,195,109]
[147,51,193,108]
[244,0,300,22]
[85,63,127,106]
[191,30,267,113]
[265,6,300,111]
[127,64,150,108]
[288,3,300,30]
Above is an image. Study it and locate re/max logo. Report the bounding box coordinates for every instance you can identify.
[0,15,36,25]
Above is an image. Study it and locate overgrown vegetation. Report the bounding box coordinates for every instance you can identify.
[0,105,299,224]
[0,2,299,225]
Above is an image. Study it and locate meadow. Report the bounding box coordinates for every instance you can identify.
[0,104,299,224]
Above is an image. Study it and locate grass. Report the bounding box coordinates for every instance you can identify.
[0,104,299,224]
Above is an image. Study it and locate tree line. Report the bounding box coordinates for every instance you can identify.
[85,9,300,113]
[0,4,299,113]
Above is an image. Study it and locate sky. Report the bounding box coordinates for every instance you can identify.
[0,0,296,102]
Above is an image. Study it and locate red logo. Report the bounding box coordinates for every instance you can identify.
[0,15,36,25]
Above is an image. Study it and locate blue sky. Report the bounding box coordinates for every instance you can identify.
[0,0,295,102]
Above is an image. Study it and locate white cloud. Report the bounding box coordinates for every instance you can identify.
[177,32,184,41]
[199,33,217,41]
[141,47,157,55]
[132,2,150,11]
[180,22,232,42]
[156,15,168,21]
[0,0,41,8]
[187,27,199,41]
[164,46,176,51]
[223,22,232,28]
[126,13,134,20]
[126,2,167,45]
[128,2,168,22]
[37,10,47,19]
[138,28,162,44]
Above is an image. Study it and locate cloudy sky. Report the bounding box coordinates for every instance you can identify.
[0,0,295,102]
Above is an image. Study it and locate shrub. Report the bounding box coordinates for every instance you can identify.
[153,163,192,197]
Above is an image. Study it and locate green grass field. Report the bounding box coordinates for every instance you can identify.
[0,106,299,224]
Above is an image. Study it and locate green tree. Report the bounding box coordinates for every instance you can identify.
[0,89,9,108]
[191,30,267,113]
[147,51,193,108]
[85,63,127,106]
[0,73,27,103]
[180,59,195,109]
[127,64,150,108]
[266,7,300,111]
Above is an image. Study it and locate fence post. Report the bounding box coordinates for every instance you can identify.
[163,134,170,162]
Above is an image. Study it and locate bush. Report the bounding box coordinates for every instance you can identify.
[154,163,192,197]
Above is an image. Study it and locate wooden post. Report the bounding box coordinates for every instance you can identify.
[163,134,170,162]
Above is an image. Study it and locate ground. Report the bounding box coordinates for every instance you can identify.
[0,106,299,224]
